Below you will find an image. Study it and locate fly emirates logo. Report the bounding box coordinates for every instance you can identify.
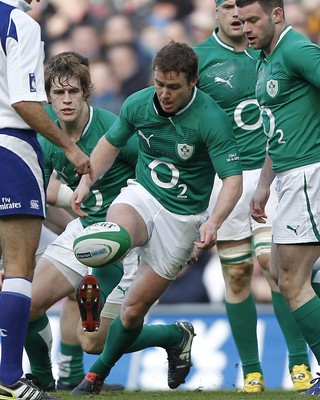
[0,197,21,211]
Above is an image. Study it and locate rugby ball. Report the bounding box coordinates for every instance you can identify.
[73,222,131,267]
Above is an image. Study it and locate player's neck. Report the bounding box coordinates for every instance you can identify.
[217,29,248,52]
[263,21,287,56]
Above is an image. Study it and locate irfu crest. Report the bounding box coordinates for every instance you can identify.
[177,143,194,160]
[266,79,279,98]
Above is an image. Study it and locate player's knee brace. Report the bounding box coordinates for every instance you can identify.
[218,242,253,268]
[254,230,271,258]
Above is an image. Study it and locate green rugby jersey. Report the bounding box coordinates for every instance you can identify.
[195,29,266,170]
[105,86,242,215]
[39,105,138,227]
[256,26,320,172]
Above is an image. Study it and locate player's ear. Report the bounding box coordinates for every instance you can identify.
[191,74,198,88]
[273,7,283,23]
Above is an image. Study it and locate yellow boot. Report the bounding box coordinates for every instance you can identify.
[291,364,313,392]
[242,372,265,393]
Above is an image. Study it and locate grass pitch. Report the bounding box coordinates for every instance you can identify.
[56,390,302,399]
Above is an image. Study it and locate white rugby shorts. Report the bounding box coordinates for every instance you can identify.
[273,162,320,243]
[209,168,276,241]
[111,179,209,280]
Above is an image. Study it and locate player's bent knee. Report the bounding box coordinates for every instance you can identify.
[218,242,253,269]
[29,306,46,322]
[254,230,271,265]
[80,335,104,355]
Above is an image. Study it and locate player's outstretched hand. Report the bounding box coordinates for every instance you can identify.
[194,220,218,250]
[250,186,270,223]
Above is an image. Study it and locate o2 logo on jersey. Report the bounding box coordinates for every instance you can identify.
[234,99,262,131]
[177,143,194,160]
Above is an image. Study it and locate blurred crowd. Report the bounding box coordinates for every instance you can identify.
[28,0,320,116]
[28,0,215,114]
[28,0,320,305]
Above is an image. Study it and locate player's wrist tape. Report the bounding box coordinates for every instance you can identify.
[54,184,73,208]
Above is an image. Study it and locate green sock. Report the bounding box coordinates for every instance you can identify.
[25,314,55,387]
[293,295,320,363]
[126,323,182,353]
[58,342,85,386]
[225,294,262,377]
[93,262,123,302]
[272,290,309,371]
[90,315,143,378]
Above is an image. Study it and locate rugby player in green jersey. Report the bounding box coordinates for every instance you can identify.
[236,0,320,395]
[25,52,199,393]
[194,0,312,392]
[23,52,134,391]
[70,41,243,395]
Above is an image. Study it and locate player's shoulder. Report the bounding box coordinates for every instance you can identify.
[93,106,117,122]
[193,88,231,128]
[281,27,315,55]
[195,87,226,113]
[121,87,153,116]
[89,106,117,131]
[10,5,39,28]
[194,34,215,54]
[124,86,153,105]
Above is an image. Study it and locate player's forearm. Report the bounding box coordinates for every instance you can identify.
[257,153,275,190]
[208,174,243,229]
[89,135,121,184]
[12,101,75,153]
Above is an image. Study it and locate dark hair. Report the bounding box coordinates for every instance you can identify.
[45,51,94,102]
[152,41,198,85]
[236,0,284,14]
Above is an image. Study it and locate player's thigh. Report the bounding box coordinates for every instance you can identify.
[122,262,171,319]
[30,256,75,319]
[278,244,320,276]
[36,224,58,261]
[0,215,42,276]
[60,296,81,342]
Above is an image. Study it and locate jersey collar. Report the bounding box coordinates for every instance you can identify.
[260,24,292,60]
[212,28,235,52]
[2,0,32,12]
[80,105,93,140]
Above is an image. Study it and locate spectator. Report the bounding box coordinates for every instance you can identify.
[69,24,101,61]
[284,1,309,37]
[89,59,125,114]
[105,43,151,97]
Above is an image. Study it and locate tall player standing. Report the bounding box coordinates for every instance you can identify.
[194,0,312,392]
[236,0,320,395]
